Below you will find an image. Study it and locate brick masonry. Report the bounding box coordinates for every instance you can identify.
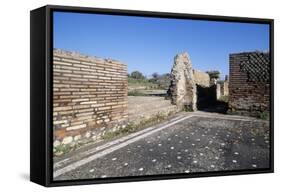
[53,49,128,147]
[228,51,270,114]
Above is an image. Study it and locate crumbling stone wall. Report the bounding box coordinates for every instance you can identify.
[222,75,229,96]
[219,75,229,97]
[228,51,270,114]
[216,84,221,99]
[193,70,210,87]
[53,49,128,146]
[168,52,197,111]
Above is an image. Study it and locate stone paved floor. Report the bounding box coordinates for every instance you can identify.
[54,114,270,181]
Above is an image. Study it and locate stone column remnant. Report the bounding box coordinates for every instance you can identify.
[223,75,229,96]
[168,52,197,111]
[216,84,221,100]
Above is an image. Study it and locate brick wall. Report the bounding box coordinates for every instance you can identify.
[228,51,270,114]
[53,49,128,146]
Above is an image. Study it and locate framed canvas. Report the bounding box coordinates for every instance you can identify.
[30,5,274,187]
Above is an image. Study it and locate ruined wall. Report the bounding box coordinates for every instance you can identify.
[53,49,128,146]
[193,70,210,87]
[216,84,221,99]
[229,51,270,114]
[168,52,197,111]
[222,82,229,96]
[220,75,229,96]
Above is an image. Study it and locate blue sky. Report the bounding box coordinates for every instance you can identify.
[53,11,269,79]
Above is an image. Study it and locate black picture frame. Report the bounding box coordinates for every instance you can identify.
[30,4,274,187]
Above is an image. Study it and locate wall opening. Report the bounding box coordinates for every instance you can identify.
[196,84,228,113]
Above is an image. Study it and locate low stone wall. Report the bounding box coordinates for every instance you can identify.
[53,49,128,147]
[228,51,270,114]
[193,70,210,87]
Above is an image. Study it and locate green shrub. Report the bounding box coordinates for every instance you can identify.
[130,71,145,79]
[54,144,72,156]
[257,111,269,120]
[183,104,193,112]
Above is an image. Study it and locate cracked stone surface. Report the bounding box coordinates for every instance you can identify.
[54,115,270,181]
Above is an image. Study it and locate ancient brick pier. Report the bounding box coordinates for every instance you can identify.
[228,51,270,114]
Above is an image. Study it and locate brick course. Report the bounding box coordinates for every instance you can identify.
[228,51,270,114]
[53,49,128,144]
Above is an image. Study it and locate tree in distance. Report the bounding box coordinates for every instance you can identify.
[130,71,145,79]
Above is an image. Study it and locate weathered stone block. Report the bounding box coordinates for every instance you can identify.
[193,70,210,87]
[62,136,73,145]
[66,123,87,131]
[168,52,197,111]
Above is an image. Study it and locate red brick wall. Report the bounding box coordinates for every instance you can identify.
[228,52,270,113]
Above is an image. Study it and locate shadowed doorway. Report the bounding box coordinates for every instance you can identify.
[196,84,228,113]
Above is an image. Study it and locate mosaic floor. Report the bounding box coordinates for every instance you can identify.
[54,115,270,180]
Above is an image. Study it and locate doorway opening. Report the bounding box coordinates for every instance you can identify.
[196,84,228,113]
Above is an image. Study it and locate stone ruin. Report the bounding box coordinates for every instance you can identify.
[219,75,229,97]
[168,52,197,111]
[168,50,269,115]
[168,52,224,111]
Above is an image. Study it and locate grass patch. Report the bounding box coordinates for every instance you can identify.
[54,144,72,156]
[128,90,147,96]
[256,111,269,120]
[102,112,172,140]
[128,77,160,89]
[183,104,194,112]
[227,110,269,120]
